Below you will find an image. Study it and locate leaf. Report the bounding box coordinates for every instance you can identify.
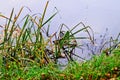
[42,12,57,26]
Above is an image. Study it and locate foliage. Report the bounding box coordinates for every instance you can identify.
[0,1,93,68]
[0,1,120,80]
[0,48,120,80]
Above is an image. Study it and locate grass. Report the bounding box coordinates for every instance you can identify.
[0,48,120,80]
[0,1,120,80]
[0,1,91,67]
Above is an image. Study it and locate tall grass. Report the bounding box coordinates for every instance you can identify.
[0,1,92,68]
[0,1,120,80]
[0,1,119,70]
[0,1,56,67]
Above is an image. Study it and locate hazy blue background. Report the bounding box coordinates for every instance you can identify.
[0,0,120,36]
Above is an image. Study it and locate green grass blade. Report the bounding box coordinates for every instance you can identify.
[42,12,57,26]
[39,1,49,28]
[17,15,29,43]
[70,26,89,36]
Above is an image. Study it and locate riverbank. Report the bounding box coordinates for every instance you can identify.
[0,2,120,79]
[1,48,120,80]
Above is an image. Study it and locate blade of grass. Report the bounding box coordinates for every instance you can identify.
[39,1,49,28]
[42,12,57,26]
[17,15,29,43]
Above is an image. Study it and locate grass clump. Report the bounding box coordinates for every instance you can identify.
[0,1,60,67]
[0,1,91,68]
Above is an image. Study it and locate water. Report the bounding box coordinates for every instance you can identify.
[0,0,120,63]
[0,0,120,35]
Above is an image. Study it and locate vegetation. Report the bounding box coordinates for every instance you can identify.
[0,48,120,80]
[0,1,120,80]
